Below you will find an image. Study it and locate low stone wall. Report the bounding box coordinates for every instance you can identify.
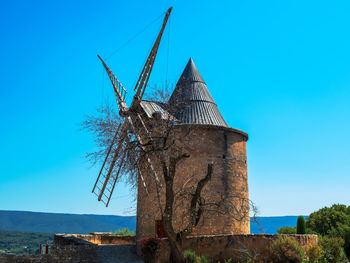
[54,233,135,245]
[0,253,95,263]
[51,234,141,263]
[51,238,98,263]
[0,233,317,262]
[0,234,137,263]
[154,234,319,263]
[0,255,52,263]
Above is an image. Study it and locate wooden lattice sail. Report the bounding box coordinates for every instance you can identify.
[92,7,172,207]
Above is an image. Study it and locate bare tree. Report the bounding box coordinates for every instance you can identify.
[82,87,257,263]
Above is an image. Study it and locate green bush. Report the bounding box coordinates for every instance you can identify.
[200,255,209,263]
[184,250,209,263]
[184,250,199,263]
[306,243,322,263]
[344,229,350,259]
[269,235,304,263]
[112,227,135,236]
[319,236,346,263]
[277,226,297,234]
[297,216,306,234]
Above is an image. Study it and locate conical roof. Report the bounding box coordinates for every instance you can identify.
[168,58,228,127]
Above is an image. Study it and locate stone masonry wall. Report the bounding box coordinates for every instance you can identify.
[65,233,136,245]
[0,234,141,263]
[0,245,98,263]
[154,234,319,263]
[137,124,250,242]
[0,233,317,262]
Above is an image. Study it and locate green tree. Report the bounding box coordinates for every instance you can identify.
[306,204,350,236]
[296,216,306,234]
[306,204,350,259]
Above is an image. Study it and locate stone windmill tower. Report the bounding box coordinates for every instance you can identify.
[91,7,250,243]
[136,58,250,241]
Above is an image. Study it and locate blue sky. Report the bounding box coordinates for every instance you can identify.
[1,0,349,216]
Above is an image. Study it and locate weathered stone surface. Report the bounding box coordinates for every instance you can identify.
[137,124,250,242]
[0,255,54,263]
[0,233,142,263]
[1,232,316,262]
[154,234,319,263]
[51,234,142,263]
[54,233,135,245]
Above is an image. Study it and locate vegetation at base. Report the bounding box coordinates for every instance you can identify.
[0,230,53,255]
[111,227,135,236]
[307,204,350,259]
[319,236,347,263]
[269,235,304,263]
[183,250,209,263]
[277,204,350,262]
[306,243,322,263]
[278,226,297,234]
[297,216,306,234]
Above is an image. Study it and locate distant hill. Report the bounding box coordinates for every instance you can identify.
[0,210,300,234]
[0,230,53,255]
[0,211,136,234]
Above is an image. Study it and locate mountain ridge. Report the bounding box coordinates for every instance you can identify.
[0,210,302,234]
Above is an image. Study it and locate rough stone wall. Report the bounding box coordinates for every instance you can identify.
[0,255,56,263]
[0,233,317,263]
[64,233,136,245]
[0,234,100,263]
[0,247,97,263]
[136,124,249,242]
[51,234,142,263]
[154,234,319,263]
[0,234,141,263]
[50,244,98,263]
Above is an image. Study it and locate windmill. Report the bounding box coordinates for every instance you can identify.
[92,7,172,207]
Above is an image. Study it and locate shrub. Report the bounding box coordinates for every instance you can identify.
[269,235,304,263]
[277,226,297,234]
[200,255,209,263]
[297,216,306,234]
[307,243,322,263]
[140,237,161,263]
[112,227,135,236]
[184,250,199,263]
[319,236,346,263]
[184,250,209,263]
[344,229,350,259]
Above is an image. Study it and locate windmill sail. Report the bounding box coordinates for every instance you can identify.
[92,122,128,206]
[97,55,128,114]
[93,7,172,207]
[132,7,172,106]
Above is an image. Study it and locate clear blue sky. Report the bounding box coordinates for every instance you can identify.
[1,0,349,217]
